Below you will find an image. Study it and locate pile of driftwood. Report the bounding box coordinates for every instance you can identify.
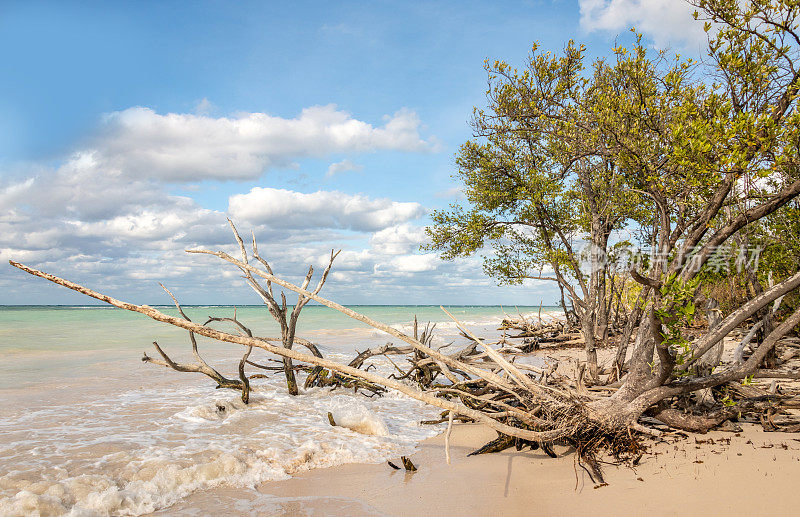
[10,222,800,485]
[498,315,585,349]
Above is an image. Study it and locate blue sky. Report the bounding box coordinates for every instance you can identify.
[0,0,706,305]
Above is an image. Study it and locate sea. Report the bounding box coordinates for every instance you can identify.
[0,304,559,516]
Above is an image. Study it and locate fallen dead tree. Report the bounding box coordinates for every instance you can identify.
[11,218,800,484]
[6,224,633,478]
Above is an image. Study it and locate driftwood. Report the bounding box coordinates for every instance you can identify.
[401,456,417,472]
[225,218,339,395]
[9,221,800,483]
[141,286,251,401]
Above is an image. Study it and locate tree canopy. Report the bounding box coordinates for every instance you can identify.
[425,0,800,380]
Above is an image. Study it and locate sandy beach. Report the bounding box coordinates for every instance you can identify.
[145,344,800,517]
[250,421,800,517]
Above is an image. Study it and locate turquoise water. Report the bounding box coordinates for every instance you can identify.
[0,304,557,391]
[1,304,557,381]
[0,304,555,330]
[0,304,556,351]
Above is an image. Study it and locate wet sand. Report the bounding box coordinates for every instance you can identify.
[256,421,800,516]
[253,340,800,517]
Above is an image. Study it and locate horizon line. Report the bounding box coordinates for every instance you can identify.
[0,303,563,308]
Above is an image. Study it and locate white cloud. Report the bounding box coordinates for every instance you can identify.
[388,253,440,273]
[319,249,374,271]
[1,152,175,222]
[93,105,435,182]
[579,0,706,49]
[369,224,428,255]
[67,206,216,244]
[0,158,228,257]
[0,151,439,304]
[0,99,559,304]
[0,102,445,302]
[326,159,363,177]
[228,187,425,231]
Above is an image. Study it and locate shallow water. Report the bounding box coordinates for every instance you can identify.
[0,305,557,516]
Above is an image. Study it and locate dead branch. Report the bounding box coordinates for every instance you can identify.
[12,217,800,476]
[9,260,569,443]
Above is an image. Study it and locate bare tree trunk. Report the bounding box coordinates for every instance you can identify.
[557,282,572,325]
[577,308,600,383]
[612,287,649,380]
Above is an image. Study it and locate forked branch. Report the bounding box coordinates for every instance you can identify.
[8,259,567,442]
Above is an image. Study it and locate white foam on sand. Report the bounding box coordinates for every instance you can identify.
[0,364,443,516]
[327,398,390,436]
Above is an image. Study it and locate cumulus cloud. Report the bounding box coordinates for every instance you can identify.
[369,224,428,255]
[326,159,363,177]
[1,148,446,300]
[388,253,440,273]
[0,101,436,294]
[0,146,443,303]
[92,105,434,182]
[579,0,707,49]
[228,187,425,231]
[0,156,227,258]
[1,99,556,304]
[0,167,353,302]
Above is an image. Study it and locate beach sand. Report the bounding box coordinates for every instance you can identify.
[254,421,800,516]
[251,342,800,516]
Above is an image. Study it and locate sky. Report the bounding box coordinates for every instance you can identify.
[0,0,708,305]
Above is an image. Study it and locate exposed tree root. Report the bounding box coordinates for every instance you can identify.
[9,219,800,484]
[649,407,737,434]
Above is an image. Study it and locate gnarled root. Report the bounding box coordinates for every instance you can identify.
[649,407,737,434]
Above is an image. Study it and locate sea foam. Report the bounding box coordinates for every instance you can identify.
[0,365,442,516]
